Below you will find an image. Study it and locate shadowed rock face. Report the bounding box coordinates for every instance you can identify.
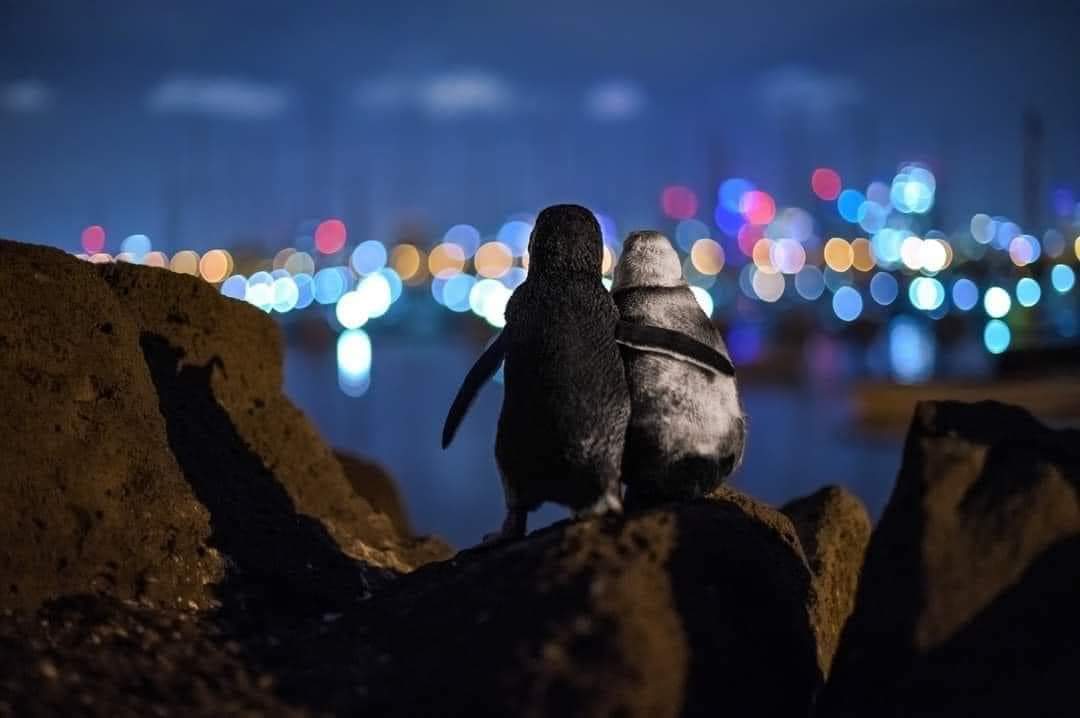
[0,239,448,613]
[820,400,1080,716]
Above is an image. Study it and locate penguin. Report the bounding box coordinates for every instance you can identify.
[611,230,746,507]
[443,205,630,542]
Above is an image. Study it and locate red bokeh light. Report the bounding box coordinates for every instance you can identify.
[737,223,764,257]
[739,190,776,226]
[660,185,698,220]
[315,219,347,255]
[811,168,842,201]
[81,225,106,254]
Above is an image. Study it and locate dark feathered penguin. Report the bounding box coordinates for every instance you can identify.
[612,230,746,506]
[444,204,630,542]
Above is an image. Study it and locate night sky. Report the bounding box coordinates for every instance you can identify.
[2,1,1078,252]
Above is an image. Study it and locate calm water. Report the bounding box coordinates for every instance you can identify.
[285,337,902,547]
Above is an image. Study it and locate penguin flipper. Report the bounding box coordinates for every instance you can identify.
[441,332,508,448]
[615,320,735,377]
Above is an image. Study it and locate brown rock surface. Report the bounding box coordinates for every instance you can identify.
[363,489,823,717]
[781,486,871,676]
[0,239,446,614]
[820,400,1080,716]
[0,240,221,611]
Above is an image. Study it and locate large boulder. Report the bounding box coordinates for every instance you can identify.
[361,488,823,717]
[781,486,871,676]
[0,239,447,614]
[820,400,1080,716]
[0,240,221,611]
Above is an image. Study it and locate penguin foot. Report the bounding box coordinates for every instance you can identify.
[483,508,527,544]
[574,491,623,520]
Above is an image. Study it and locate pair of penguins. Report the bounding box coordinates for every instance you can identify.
[442,204,746,542]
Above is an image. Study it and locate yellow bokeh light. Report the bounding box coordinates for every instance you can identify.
[143,251,169,269]
[89,253,112,264]
[1074,236,1080,261]
[752,238,776,274]
[170,250,200,276]
[199,249,231,283]
[475,241,514,278]
[601,245,614,275]
[851,238,875,272]
[273,247,296,270]
[428,242,466,278]
[391,244,422,281]
[284,251,315,276]
[824,238,853,272]
[691,238,725,275]
[521,251,530,271]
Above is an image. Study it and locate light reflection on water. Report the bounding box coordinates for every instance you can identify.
[285,338,901,548]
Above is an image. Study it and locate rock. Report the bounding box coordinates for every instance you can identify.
[781,486,871,676]
[362,488,823,717]
[820,400,1080,716]
[0,239,447,614]
[0,595,308,717]
[334,450,414,537]
[95,260,450,579]
[0,240,221,611]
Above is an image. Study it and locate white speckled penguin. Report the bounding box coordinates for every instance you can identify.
[612,230,746,506]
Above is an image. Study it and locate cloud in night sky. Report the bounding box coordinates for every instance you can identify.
[584,80,647,121]
[355,69,519,118]
[1,80,55,114]
[757,66,861,122]
[147,76,290,119]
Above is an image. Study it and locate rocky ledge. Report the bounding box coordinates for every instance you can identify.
[0,239,1077,717]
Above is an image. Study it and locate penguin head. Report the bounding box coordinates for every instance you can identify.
[612,231,685,291]
[527,204,603,278]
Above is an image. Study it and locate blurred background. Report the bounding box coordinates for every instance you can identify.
[3,1,1079,546]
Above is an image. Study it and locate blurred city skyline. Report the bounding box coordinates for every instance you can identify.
[2,0,1079,252]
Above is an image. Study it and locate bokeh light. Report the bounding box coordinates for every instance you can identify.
[391,244,423,282]
[951,278,978,311]
[314,219,347,254]
[351,240,388,275]
[220,275,247,300]
[81,225,106,254]
[751,270,785,302]
[740,190,776,226]
[198,249,231,283]
[443,224,482,257]
[837,189,864,223]
[475,241,513,278]
[824,237,854,272]
[428,242,466,278]
[889,316,935,383]
[690,238,724,275]
[336,291,369,329]
[811,168,842,201]
[851,238,875,272]
[1051,264,1075,293]
[832,286,863,322]
[983,319,1011,354]
[690,286,714,316]
[661,185,698,220]
[337,329,372,397]
[869,272,898,305]
[795,266,825,300]
[983,286,1011,318]
[121,234,152,261]
[1015,277,1041,308]
[909,277,945,311]
[170,250,200,276]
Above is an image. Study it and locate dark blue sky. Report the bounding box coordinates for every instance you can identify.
[2,0,1078,252]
